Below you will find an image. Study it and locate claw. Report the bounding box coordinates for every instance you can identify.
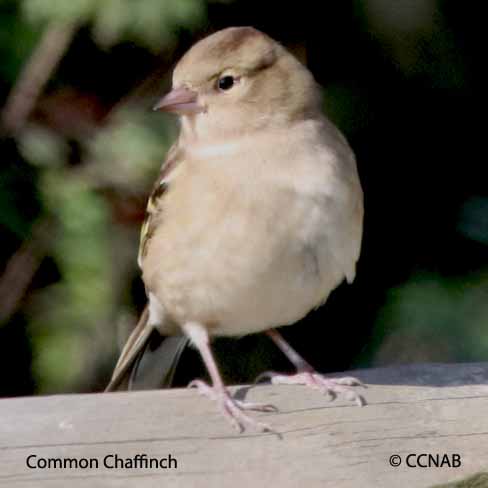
[257,371,367,407]
[188,379,278,434]
[330,376,366,387]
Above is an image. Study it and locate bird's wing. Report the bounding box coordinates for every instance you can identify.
[138,142,182,268]
[343,185,364,284]
[106,143,187,392]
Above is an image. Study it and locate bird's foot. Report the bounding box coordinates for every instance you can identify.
[188,379,278,433]
[256,370,366,407]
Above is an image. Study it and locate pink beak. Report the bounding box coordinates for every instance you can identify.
[153,86,204,115]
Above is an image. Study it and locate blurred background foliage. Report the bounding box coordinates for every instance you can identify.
[0,0,486,396]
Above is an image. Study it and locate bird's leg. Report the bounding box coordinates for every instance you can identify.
[183,322,277,433]
[257,328,366,406]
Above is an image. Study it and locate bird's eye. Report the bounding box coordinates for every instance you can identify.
[217,75,235,91]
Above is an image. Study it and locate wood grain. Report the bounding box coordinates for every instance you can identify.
[1,362,488,487]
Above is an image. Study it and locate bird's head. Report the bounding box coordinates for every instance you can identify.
[154,27,321,140]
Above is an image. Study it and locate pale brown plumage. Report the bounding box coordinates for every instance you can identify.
[107,27,364,432]
[138,142,181,266]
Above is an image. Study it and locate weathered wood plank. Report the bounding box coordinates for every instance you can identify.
[1,363,488,487]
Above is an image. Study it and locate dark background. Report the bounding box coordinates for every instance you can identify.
[1,0,486,396]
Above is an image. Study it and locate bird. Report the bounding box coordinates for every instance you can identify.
[106,26,364,432]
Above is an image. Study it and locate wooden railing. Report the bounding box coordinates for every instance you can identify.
[1,362,488,487]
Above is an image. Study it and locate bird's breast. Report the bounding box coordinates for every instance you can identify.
[142,134,360,335]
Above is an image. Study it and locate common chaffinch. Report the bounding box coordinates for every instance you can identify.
[106,26,364,433]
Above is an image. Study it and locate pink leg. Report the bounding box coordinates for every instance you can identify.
[183,322,277,433]
[257,329,366,407]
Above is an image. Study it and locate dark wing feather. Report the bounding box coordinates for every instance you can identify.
[106,143,186,392]
[138,142,182,267]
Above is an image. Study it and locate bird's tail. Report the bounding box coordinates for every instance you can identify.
[105,305,188,392]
